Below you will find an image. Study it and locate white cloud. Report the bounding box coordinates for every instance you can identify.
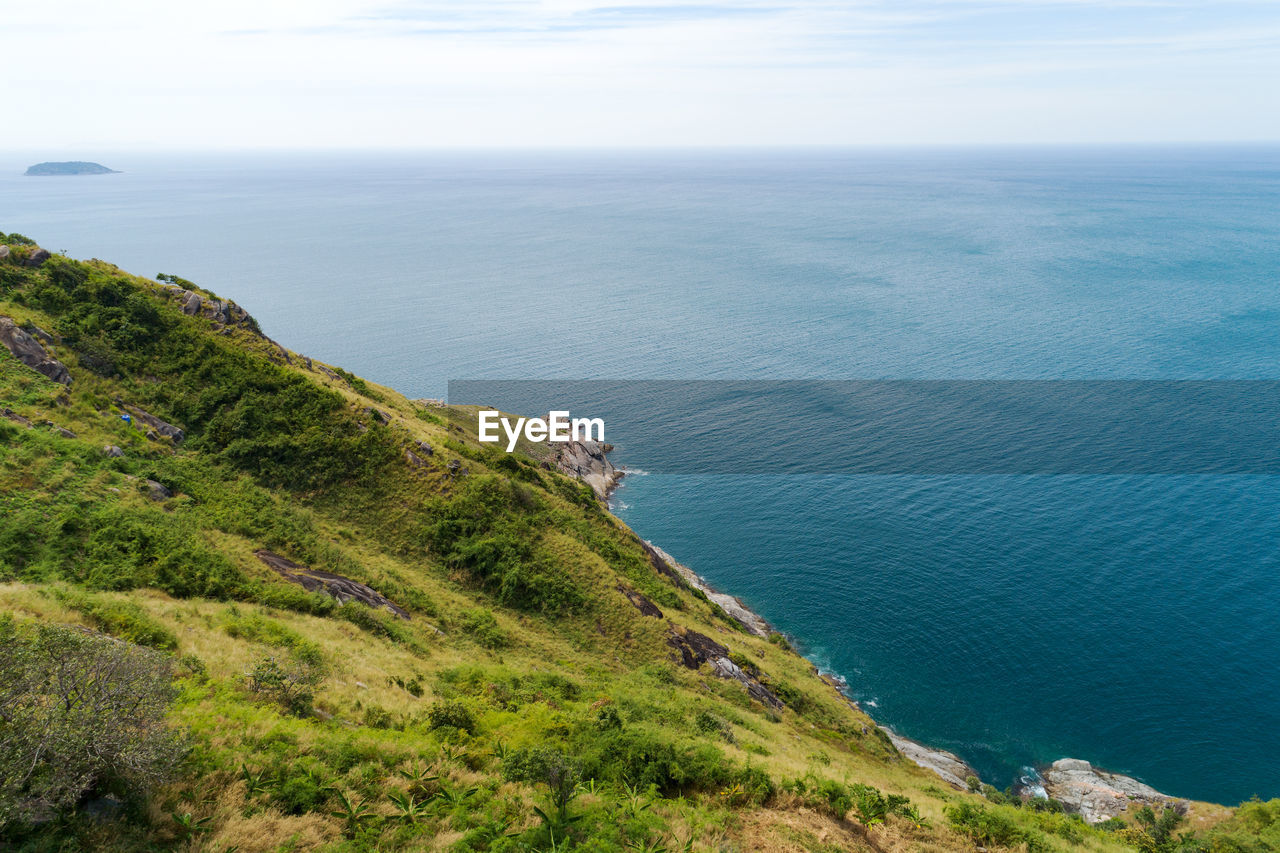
[1,0,1277,148]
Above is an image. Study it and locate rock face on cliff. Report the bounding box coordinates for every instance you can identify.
[1042,758,1180,823]
[0,317,71,384]
[255,550,409,619]
[123,405,185,443]
[880,729,979,790]
[554,439,622,500]
[644,542,772,638]
[667,625,784,710]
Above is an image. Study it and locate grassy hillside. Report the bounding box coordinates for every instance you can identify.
[0,235,1271,852]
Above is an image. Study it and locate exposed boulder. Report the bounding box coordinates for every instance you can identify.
[2,407,32,427]
[23,248,51,267]
[667,626,783,710]
[144,479,172,500]
[404,449,426,468]
[0,245,9,260]
[414,440,434,456]
[122,405,184,443]
[255,550,409,619]
[1041,758,1180,823]
[0,317,71,384]
[103,445,124,458]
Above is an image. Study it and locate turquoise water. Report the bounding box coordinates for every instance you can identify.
[3,147,1278,802]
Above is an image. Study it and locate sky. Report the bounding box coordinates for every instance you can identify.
[2,0,1278,149]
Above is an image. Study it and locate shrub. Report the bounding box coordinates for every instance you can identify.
[52,588,178,650]
[0,618,182,830]
[426,700,476,734]
[244,654,323,716]
[458,608,508,649]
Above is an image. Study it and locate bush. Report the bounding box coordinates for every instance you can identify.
[458,608,508,649]
[426,700,476,734]
[244,654,323,716]
[0,617,182,831]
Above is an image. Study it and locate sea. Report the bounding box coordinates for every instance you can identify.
[2,146,1277,804]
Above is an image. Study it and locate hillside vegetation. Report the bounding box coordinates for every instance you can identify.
[0,234,1272,852]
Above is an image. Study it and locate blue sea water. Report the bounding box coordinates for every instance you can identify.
[3,147,1278,803]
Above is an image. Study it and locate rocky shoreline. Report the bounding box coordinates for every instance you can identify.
[572,448,1179,823]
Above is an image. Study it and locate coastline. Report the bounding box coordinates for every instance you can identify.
[595,459,1183,823]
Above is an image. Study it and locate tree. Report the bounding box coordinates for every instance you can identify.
[0,617,182,830]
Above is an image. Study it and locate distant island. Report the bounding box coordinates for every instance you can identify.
[24,161,119,176]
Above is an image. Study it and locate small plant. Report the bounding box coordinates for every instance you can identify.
[387,790,429,824]
[240,763,274,798]
[171,811,214,840]
[329,788,376,837]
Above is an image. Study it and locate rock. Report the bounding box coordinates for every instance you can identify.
[645,542,772,638]
[1041,758,1177,823]
[2,407,32,427]
[404,449,426,468]
[414,440,434,456]
[413,398,445,408]
[0,245,9,260]
[55,427,76,439]
[447,459,461,474]
[362,407,390,424]
[23,248,51,267]
[667,626,783,710]
[255,550,410,619]
[0,317,71,384]
[27,323,55,344]
[122,405,184,443]
[617,584,663,618]
[103,445,124,457]
[167,287,260,333]
[881,728,979,790]
[554,439,622,500]
[144,479,172,500]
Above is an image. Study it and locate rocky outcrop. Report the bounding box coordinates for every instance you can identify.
[881,728,979,790]
[161,285,260,333]
[122,405,184,443]
[555,439,622,500]
[0,317,71,384]
[103,445,124,458]
[0,246,9,260]
[645,542,771,638]
[2,407,33,427]
[255,550,409,619]
[1041,758,1180,824]
[617,584,663,618]
[667,626,783,710]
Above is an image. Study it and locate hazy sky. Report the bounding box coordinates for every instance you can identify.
[4,0,1278,149]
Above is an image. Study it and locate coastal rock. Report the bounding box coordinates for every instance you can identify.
[881,728,979,790]
[0,317,72,384]
[645,542,772,638]
[255,549,409,618]
[1041,758,1178,823]
[555,439,622,500]
[667,626,783,710]
[122,405,184,443]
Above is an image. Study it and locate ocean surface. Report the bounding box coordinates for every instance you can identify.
[3,147,1278,803]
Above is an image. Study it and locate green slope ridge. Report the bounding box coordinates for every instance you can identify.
[0,234,1270,852]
